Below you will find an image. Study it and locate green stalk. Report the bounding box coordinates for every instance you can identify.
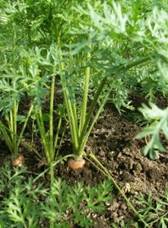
[60,63,79,153]
[36,77,63,183]
[79,52,91,135]
[11,78,19,155]
[0,122,13,153]
[80,55,151,142]
[49,76,55,162]
[36,109,50,163]
[8,109,15,153]
[2,102,32,155]
[54,116,62,154]
[36,76,56,167]
[63,87,79,152]
[72,102,78,137]
[9,111,13,137]
[77,55,151,156]
[16,104,34,151]
[78,88,110,155]
[81,76,107,138]
[55,127,65,156]
[12,100,18,155]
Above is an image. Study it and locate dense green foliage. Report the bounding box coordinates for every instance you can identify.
[0,0,168,226]
[1,0,168,160]
[0,165,167,227]
[0,165,113,227]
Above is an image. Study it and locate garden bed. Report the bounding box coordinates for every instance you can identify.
[1,0,168,226]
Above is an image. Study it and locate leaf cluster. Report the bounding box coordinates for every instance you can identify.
[136,192,168,227]
[0,164,113,227]
[137,103,168,159]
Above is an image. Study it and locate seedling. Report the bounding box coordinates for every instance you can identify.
[35,75,65,181]
[0,91,33,165]
[60,50,150,170]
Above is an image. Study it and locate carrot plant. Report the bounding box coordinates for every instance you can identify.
[0,52,34,163]
[60,52,151,169]
[18,46,66,179]
[0,96,33,161]
[58,1,165,168]
[0,0,74,170]
[35,78,57,169]
[35,73,64,180]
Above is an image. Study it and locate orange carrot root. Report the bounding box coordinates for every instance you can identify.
[68,158,85,170]
[12,154,25,167]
